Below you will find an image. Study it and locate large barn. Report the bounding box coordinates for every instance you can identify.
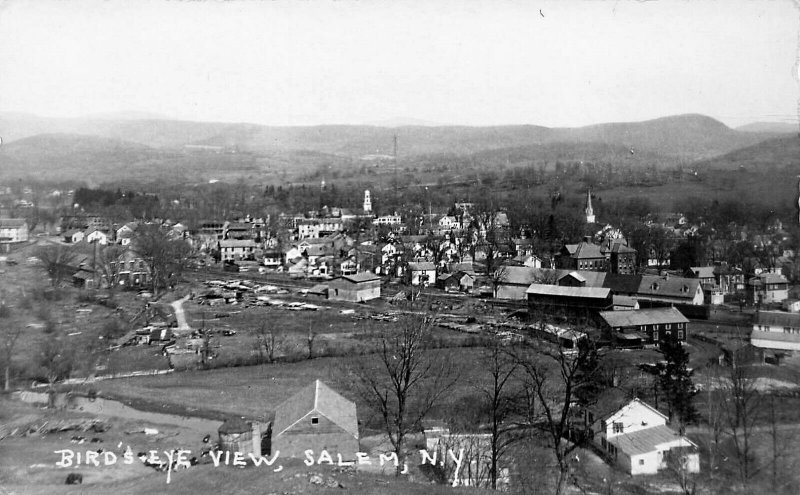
[327,273,381,302]
[271,380,359,459]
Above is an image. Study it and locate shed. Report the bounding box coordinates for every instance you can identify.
[328,273,381,302]
[272,380,359,459]
[218,418,262,456]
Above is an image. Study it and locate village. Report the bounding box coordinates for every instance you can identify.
[2,174,800,495]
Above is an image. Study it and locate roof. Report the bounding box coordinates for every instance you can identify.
[408,261,436,271]
[218,418,251,435]
[570,241,605,260]
[220,239,256,248]
[525,283,611,299]
[338,272,381,284]
[560,271,586,283]
[612,295,638,308]
[752,272,789,284]
[598,307,689,328]
[0,218,27,228]
[608,424,695,457]
[637,275,700,299]
[750,329,800,343]
[602,273,642,294]
[754,311,800,328]
[273,380,358,438]
[689,266,715,279]
[308,284,330,295]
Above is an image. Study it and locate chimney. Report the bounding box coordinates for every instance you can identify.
[582,236,592,244]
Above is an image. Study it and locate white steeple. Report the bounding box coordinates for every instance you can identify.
[363,190,372,212]
[585,190,595,224]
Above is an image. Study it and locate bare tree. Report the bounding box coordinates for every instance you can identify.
[490,265,510,299]
[1,322,23,391]
[94,244,126,291]
[131,224,191,297]
[37,337,77,408]
[306,327,317,360]
[35,244,79,287]
[514,337,600,495]
[353,314,458,475]
[254,322,284,364]
[475,341,519,489]
[723,358,761,486]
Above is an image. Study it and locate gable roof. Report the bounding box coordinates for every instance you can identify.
[689,266,715,279]
[338,272,380,284]
[408,261,436,271]
[637,275,700,299]
[755,311,800,328]
[220,239,256,248]
[602,273,642,294]
[525,283,611,299]
[608,424,695,456]
[0,218,27,228]
[598,307,689,328]
[273,380,358,438]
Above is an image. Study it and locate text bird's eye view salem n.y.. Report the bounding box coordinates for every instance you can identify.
[1,1,799,494]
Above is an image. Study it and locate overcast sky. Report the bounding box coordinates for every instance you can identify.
[0,0,797,128]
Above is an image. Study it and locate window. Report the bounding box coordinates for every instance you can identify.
[639,459,645,465]
[653,330,659,341]
[612,422,624,434]
[665,324,671,330]
[678,330,684,339]
[311,417,319,425]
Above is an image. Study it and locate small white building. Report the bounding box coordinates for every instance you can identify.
[591,397,699,476]
[219,239,256,262]
[407,261,437,286]
[0,218,29,243]
[85,228,109,245]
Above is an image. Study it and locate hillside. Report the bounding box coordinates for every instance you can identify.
[0,112,779,161]
[737,122,798,134]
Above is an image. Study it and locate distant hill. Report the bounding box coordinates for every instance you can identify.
[0,112,778,160]
[736,122,798,134]
[692,134,800,171]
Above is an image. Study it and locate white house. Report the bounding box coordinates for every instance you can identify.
[591,397,699,476]
[0,218,29,243]
[407,261,437,286]
[750,311,800,352]
[373,214,402,226]
[85,228,109,245]
[219,239,257,262]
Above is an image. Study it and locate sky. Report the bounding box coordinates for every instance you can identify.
[0,0,797,128]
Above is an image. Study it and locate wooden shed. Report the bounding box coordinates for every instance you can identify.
[272,380,359,459]
[327,273,381,302]
[218,418,262,456]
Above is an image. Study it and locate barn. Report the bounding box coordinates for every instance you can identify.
[271,380,359,460]
[327,273,381,302]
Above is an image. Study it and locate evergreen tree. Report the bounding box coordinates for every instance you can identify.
[659,337,697,425]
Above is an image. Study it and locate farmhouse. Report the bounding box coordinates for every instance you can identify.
[747,271,789,305]
[272,380,359,460]
[219,239,257,262]
[597,307,689,348]
[327,272,381,302]
[0,218,28,243]
[750,311,800,352]
[590,395,699,476]
[407,261,437,286]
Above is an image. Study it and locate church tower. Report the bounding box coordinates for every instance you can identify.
[363,190,372,213]
[585,190,595,224]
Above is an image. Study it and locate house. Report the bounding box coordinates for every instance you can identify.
[219,239,257,262]
[116,222,139,245]
[782,299,800,313]
[686,266,716,290]
[590,396,699,476]
[63,229,85,244]
[271,380,359,459]
[636,275,704,306]
[84,228,109,245]
[328,273,381,302]
[512,237,535,257]
[597,307,690,348]
[605,242,637,275]
[407,261,437,286]
[424,427,511,488]
[558,238,606,272]
[0,218,28,243]
[263,250,285,269]
[438,271,475,293]
[373,214,403,226]
[526,284,612,321]
[747,271,789,305]
[750,311,800,352]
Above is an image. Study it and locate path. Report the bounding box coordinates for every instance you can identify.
[170,295,192,333]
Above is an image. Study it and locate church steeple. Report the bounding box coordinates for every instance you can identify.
[585,190,595,223]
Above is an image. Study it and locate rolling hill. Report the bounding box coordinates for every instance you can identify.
[0,113,779,160]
